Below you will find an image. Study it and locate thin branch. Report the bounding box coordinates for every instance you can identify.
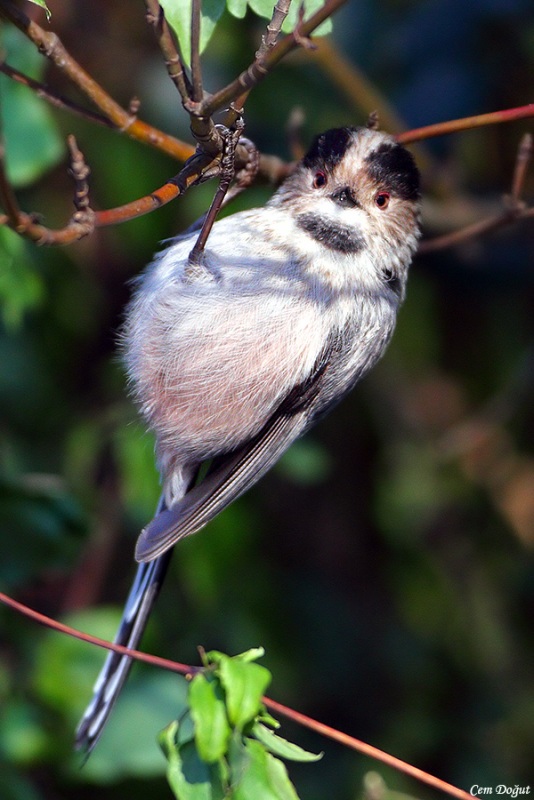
[93,178,183,228]
[0,61,116,128]
[420,134,534,254]
[144,0,192,103]
[0,589,192,674]
[0,132,95,244]
[256,0,293,60]
[199,0,348,119]
[398,103,534,144]
[188,120,245,266]
[190,0,203,103]
[0,0,193,163]
[265,697,473,800]
[0,588,473,800]
[67,135,91,213]
[419,207,534,254]
[509,132,532,203]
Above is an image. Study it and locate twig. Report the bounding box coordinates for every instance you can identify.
[309,38,407,135]
[190,0,203,103]
[188,119,244,266]
[256,0,293,60]
[0,61,115,128]
[418,209,534,254]
[420,134,534,254]
[265,697,473,800]
[144,0,192,103]
[199,0,348,119]
[67,135,91,214]
[0,588,473,800]
[0,130,95,243]
[0,589,192,674]
[0,0,193,163]
[509,132,532,204]
[397,103,534,144]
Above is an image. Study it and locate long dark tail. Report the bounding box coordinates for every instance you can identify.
[74,549,173,755]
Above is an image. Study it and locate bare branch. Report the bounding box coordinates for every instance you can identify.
[144,0,192,103]
[188,119,245,267]
[256,0,293,60]
[420,134,534,254]
[0,0,194,163]
[0,61,116,128]
[398,103,534,145]
[67,136,91,214]
[419,208,534,254]
[509,132,532,204]
[190,0,203,103]
[200,0,348,119]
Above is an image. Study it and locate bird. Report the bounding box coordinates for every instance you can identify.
[75,125,421,754]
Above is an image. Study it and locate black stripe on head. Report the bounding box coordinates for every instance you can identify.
[302,127,355,172]
[366,142,420,202]
[297,212,364,254]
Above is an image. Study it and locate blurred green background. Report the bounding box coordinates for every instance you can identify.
[1,1,533,798]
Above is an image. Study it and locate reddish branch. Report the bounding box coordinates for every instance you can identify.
[0,589,472,800]
[419,133,534,254]
[398,104,534,144]
[0,0,193,163]
[1,0,534,249]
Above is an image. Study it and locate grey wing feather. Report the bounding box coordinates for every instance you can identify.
[135,333,340,563]
[135,408,309,562]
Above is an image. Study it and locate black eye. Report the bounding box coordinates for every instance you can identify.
[313,170,327,189]
[375,191,390,209]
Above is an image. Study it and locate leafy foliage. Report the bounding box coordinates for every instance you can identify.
[159,649,321,800]
[0,1,533,800]
[160,0,331,65]
[0,28,64,186]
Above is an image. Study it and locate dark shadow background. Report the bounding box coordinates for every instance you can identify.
[0,1,533,798]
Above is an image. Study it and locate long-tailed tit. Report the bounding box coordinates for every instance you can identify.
[76,126,421,753]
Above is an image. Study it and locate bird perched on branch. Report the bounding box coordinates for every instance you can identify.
[76,125,421,753]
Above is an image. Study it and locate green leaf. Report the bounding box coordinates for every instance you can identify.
[234,647,266,663]
[245,0,333,36]
[226,0,248,18]
[159,0,226,67]
[26,0,51,19]
[79,672,187,781]
[189,674,231,763]
[218,655,272,730]
[251,723,323,763]
[161,725,225,800]
[230,738,300,800]
[0,28,64,186]
[204,647,265,666]
[0,228,44,330]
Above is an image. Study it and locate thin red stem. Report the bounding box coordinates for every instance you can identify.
[398,103,534,144]
[0,589,472,800]
[264,697,473,800]
[0,590,191,674]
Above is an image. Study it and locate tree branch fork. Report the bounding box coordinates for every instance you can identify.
[0,0,533,250]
